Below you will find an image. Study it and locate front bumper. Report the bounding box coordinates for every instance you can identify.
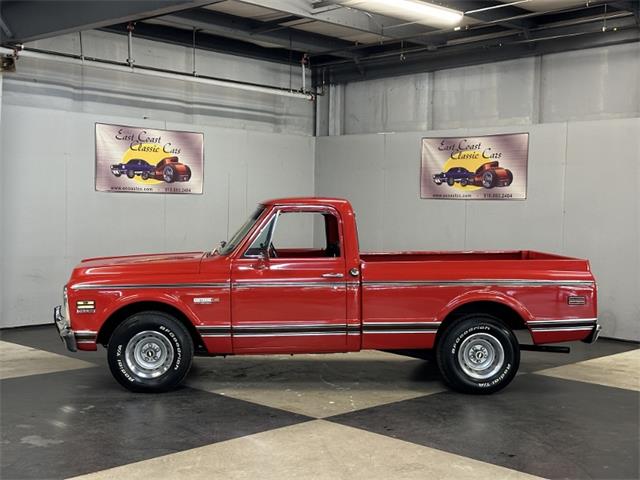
[582,323,602,344]
[53,305,77,352]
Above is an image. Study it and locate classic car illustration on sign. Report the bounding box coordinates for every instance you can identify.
[95,123,203,194]
[110,159,155,180]
[468,161,513,188]
[421,133,528,199]
[54,198,600,394]
[433,167,472,186]
[151,156,192,183]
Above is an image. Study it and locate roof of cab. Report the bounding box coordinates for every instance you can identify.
[261,197,351,206]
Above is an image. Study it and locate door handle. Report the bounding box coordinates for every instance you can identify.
[321,273,344,278]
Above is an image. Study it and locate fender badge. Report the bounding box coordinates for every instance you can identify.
[76,300,95,313]
[193,297,219,304]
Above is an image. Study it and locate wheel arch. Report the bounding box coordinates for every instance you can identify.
[96,300,205,352]
[435,297,530,348]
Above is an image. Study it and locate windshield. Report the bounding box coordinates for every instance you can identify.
[217,206,265,255]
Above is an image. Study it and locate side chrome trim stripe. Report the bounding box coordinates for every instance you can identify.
[71,283,229,290]
[233,282,345,289]
[363,321,441,327]
[528,318,598,332]
[75,330,97,341]
[232,332,346,337]
[195,322,440,337]
[71,279,594,291]
[530,326,595,332]
[365,330,438,334]
[528,318,597,324]
[363,280,594,288]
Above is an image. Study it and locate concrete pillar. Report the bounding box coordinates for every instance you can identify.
[0,72,4,324]
[328,83,344,136]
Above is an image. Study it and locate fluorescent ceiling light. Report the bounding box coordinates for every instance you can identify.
[343,0,463,27]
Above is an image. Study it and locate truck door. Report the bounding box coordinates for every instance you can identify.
[230,206,348,353]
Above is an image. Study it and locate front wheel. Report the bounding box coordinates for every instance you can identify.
[107,312,194,393]
[436,315,519,394]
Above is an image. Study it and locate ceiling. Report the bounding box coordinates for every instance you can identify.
[1,0,639,85]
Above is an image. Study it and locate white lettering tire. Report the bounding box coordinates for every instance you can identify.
[436,314,519,394]
[107,312,194,393]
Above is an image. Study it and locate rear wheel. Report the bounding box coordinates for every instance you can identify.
[163,165,175,183]
[141,171,150,180]
[107,311,193,393]
[482,171,495,188]
[436,315,519,394]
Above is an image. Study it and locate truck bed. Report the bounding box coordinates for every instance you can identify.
[359,249,596,349]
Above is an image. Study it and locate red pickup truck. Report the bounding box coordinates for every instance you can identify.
[54,197,600,394]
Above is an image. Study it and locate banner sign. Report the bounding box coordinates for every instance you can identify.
[95,123,204,194]
[420,133,528,200]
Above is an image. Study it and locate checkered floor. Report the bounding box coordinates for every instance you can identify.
[1,326,638,480]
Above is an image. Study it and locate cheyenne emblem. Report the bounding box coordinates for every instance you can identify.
[193,297,219,304]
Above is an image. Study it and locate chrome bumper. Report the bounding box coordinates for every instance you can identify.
[582,323,602,344]
[54,305,77,352]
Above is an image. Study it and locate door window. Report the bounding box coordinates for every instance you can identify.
[245,210,341,259]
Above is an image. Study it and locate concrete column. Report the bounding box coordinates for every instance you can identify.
[328,83,344,136]
[0,72,4,324]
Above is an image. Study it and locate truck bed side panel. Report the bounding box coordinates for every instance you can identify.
[360,254,596,349]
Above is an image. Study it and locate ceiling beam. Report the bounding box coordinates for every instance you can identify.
[233,0,437,44]
[0,0,222,44]
[444,1,537,31]
[316,18,640,84]
[611,1,640,26]
[162,9,357,58]
[101,22,299,64]
[250,15,302,34]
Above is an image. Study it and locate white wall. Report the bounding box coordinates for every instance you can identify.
[2,31,639,343]
[315,118,640,341]
[0,104,314,328]
[5,30,314,136]
[315,41,640,341]
[0,30,316,329]
[0,74,4,325]
[319,43,640,135]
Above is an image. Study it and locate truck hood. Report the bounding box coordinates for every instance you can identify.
[74,252,205,276]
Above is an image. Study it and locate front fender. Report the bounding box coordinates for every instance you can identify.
[98,291,201,327]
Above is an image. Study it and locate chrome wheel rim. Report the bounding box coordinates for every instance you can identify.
[457,333,504,380]
[482,172,493,187]
[125,330,174,379]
